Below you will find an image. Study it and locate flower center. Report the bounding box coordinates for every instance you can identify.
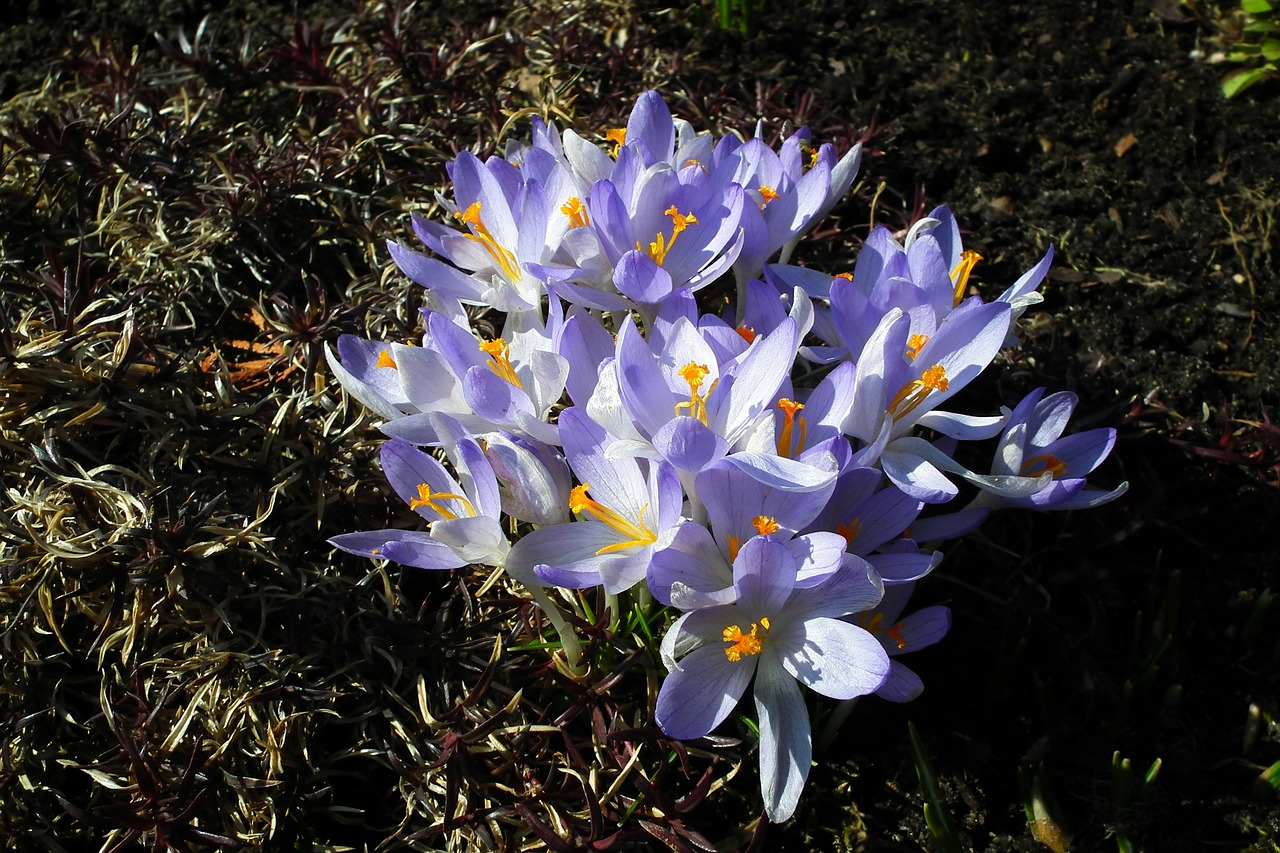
[569,484,656,555]
[835,518,863,546]
[775,398,807,458]
[408,485,476,520]
[736,325,756,344]
[752,515,780,536]
[605,127,626,158]
[376,349,398,370]
[560,197,589,229]
[887,365,949,422]
[758,185,779,208]
[455,201,521,282]
[861,612,908,650]
[950,250,983,307]
[478,339,522,389]
[1021,453,1066,479]
[673,362,716,424]
[723,616,771,662]
[639,206,698,267]
[906,334,929,361]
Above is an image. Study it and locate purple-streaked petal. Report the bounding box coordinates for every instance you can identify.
[652,416,728,473]
[656,643,755,741]
[780,617,890,700]
[875,661,924,703]
[753,656,810,823]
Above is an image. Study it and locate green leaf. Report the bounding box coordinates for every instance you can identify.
[1241,0,1275,15]
[1262,39,1280,60]
[1222,66,1272,98]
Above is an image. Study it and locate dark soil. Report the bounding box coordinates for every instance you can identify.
[1,0,1277,851]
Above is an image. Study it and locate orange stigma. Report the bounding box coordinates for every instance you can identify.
[673,362,715,424]
[408,484,475,520]
[1021,454,1067,478]
[887,365,949,422]
[775,398,807,458]
[638,206,698,266]
[560,197,590,229]
[478,339,522,388]
[723,617,771,662]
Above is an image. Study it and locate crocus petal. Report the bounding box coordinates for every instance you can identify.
[733,535,798,615]
[881,448,959,504]
[875,661,925,703]
[753,656,810,823]
[656,642,755,741]
[780,617,891,700]
[896,605,952,651]
[652,416,729,473]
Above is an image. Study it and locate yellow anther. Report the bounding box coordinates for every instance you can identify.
[723,617,771,662]
[1021,453,1067,479]
[673,362,715,424]
[861,612,909,650]
[727,534,742,563]
[454,201,521,281]
[835,518,863,546]
[736,325,756,344]
[834,272,853,281]
[408,484,475,520]
[806,146,820,170]
[478,339,523,389]
[775,398,807,458]
[568,484,657,555]
[376,350,398,370]
[561,197,589,229]
[887,365,950,422]
[683,159,708,173]
[605,128,626,158]
[758,185,780,205]
[638,206,698,266]
[752,516,780,537]
[906,334,930,361]
[950,250,983,307]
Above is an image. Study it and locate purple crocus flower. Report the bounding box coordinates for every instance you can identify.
[976,387,1128,510]
[329,433,511,575]
[844,303,1026,503]
[853,582,952,702]
[504,407,682,594]
[655,531,889,822]
[379,309,567,447]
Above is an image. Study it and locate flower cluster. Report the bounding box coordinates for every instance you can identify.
[328,91,1126,822]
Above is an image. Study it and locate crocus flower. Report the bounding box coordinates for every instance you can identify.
[843,303,1022,503]
[504,407,682,594]
[975,387,1128,510]
[656,530,890,822]
[379,309,567,447]
[329,432,510,575]
[854,582,951,702]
